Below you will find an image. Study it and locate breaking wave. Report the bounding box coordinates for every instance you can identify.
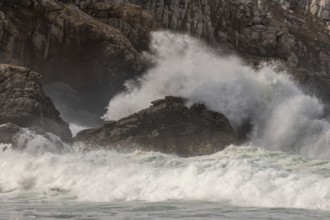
[104,31,330,159]
[1,31,330,213]
[1,144,330,211]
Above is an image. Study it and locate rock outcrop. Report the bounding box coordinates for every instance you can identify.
[71,0,160,51]
[0,0,146,120]
[63,0,330,103]
[75,96,236,157]
[2,0,330,110]
[122,0,330,102]
[2,0,330,128]
[0,64,71,140]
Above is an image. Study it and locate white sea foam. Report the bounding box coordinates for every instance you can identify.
[103,31,330,159]
[2,31,330,213]
[0,146,330,211]
[69,123,89,137]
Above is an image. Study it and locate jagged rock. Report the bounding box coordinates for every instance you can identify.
[0,64,71,140]
[2,0,330,119]
[75,96,236,157]
[64,0,330,80]
[70,0,160,51]
[309,0,330,21]
[0,0,146,118]
[123,0,330,102]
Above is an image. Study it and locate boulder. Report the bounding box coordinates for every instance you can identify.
[75,96,236,157]
[2,0,330,120]
[0,64,71,141]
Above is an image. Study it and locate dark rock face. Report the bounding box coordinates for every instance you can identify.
[123,0,330,102]
[2,0,330,117]
[0,64,71,140]
[2,0,330,128]
[125,0,329,67]
[61,0,330,104]
[72,0,160,51]
[75,96,236,157]
[0,0,146,117]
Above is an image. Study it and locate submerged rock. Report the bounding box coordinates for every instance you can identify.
[0,64,71,141]
[75,96,236,157]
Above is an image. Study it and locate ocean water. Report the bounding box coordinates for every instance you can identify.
[1,144,330,219]
[2,200,330,219]
[2,31,330,219]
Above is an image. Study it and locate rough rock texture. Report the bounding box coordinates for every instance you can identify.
[2,0,330,121]
[75,96,236,157]
[121,0,330,102]
[0,64,71,140]
[0,0,145,119]
[71,0,160,51]
[306,0,330,21]
[63,0,330,103]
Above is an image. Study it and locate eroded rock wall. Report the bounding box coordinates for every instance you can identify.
[0,64,71,140]
[0,0,145,119]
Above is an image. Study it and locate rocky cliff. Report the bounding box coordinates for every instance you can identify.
[123,0,330,68]
[2,0,330,113]
[2,0,330,155]
[0,64,71,140]
[0,0,146,124]
[59,0,330,103]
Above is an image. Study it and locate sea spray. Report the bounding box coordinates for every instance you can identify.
[69,123,89,137]
[1,31,330,214]
[103,31,330,159]
[1,146,330,211]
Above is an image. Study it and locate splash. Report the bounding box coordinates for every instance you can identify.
[1,146,330,211]
[103,31,330,159]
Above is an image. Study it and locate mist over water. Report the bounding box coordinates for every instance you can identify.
[104,31,330,159]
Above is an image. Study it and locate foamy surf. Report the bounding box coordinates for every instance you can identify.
[2,31,330,219]
[104,31,330,160]
[1,144,330,211]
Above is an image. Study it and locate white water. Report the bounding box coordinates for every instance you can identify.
[1,143,330,212]
[69,123,89,137]
[2,31,330,218]
[104,31,330,159]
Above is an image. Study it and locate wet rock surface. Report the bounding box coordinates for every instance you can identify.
[2,0,330,116]
[0,64,71,141]
[2,0,330,156]
[75,96,236,157]
[0,0,145,118]
[60,0,330,104]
